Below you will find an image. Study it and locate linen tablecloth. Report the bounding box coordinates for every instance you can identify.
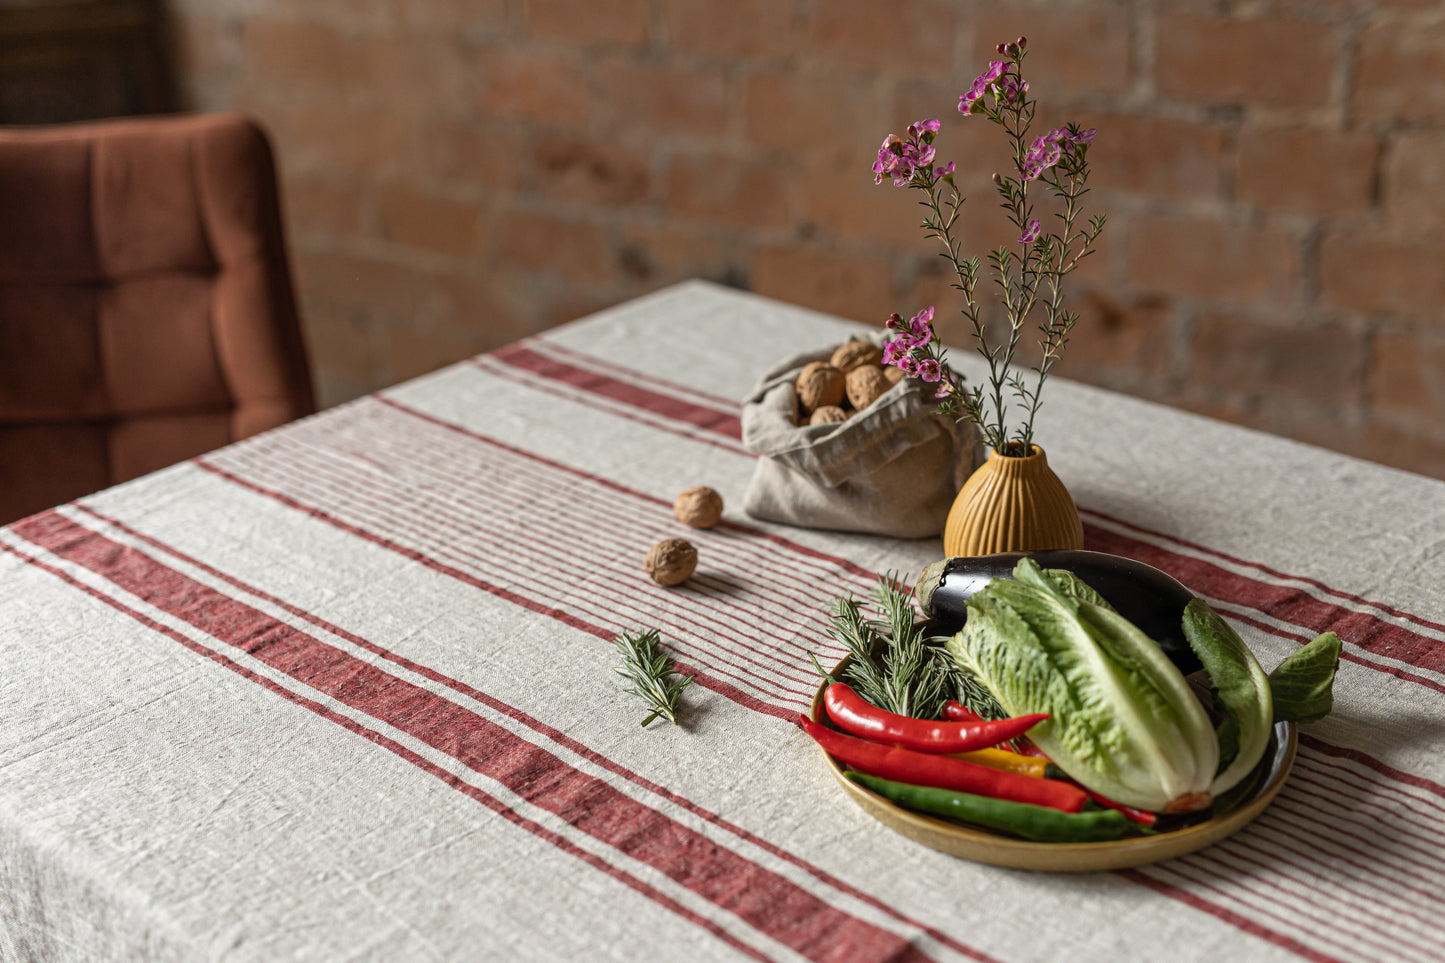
[3,281,1443,963]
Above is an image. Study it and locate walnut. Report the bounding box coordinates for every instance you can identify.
[883,365,905,384]
[673,486,723,529]
[809,405,849,426]
[795,362,845,413]
[645,538,697,586]
[846,364,892,410]
[829,340,884,373]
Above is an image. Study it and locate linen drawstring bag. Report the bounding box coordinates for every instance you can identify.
[740,343,987,537]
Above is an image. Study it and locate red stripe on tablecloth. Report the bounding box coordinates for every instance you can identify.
[9,511,938,963]
[473,356,753,458]
[538,337,744,411]
[489,344,745,439]
[1084,524,1445,678]
[190,458,796,723]
[372,394,877,582]
[1298,733,1445,802]
[70,502,998,963]
[1081,507,1445,639]
[1115,869,1343,963]
[0,537,773,963]
[210,440,822,707]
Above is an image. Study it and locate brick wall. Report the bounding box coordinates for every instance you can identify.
[169,0,1445,479]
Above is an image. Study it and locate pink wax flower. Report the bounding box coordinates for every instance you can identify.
[1018,219,1041,245]
[935,378,956,399]
[908,119,942,141]
[881,338,909,366]
[935,162,955,178]
[898,355,920,378]
[907,306,935,347]
[917,358,942,382]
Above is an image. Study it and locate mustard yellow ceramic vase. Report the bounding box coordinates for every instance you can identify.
[943,445,1084,557]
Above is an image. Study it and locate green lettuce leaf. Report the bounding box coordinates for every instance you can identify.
[1181,599,1273,797]
[1269,632,1341,724]
[946,559,1217,812]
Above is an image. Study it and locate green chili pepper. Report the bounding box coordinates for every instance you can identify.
[846,771,1135,843]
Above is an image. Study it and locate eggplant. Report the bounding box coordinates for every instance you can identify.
[915,550,1204,676]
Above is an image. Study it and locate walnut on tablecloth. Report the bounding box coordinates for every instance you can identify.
[645,538,698,586]
[673,486,723,529]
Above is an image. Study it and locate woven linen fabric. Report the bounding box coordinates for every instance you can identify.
[740,342,985,537]
[3,281,1445,963]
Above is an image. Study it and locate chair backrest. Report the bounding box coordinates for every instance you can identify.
[0,112,315,523]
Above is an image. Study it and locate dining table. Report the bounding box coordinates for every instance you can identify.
[2,279,1443,963]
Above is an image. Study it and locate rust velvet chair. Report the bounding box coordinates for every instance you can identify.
[0,112,315,524]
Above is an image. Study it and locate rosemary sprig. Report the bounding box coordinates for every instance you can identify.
[814,573,958,721]
[613,628,695,727]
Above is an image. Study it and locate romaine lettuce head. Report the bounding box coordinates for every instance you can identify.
[945,559,1218,813]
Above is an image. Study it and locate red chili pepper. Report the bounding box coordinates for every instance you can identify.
[1078,787,1158,826]
[1013,740,1050,759]
[797,714,1087,813]
[941,699,984,723]
[824,683,1048,754]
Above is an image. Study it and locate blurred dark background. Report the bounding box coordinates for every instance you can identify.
[5,0,1444,480]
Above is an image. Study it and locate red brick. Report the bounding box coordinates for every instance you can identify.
[1127,215,1299,308]
[969,4,1132,98]
[374,185,484,259]
[1062,111,1225,201]
[1383,131,1445,233]
[491,209,617,284]
[1155,13,1337,108]
[1355,22,1445,126]
[798,165,925,247]
[615,223,734,286]
[527,0,650,49]
[1352,421,1445,480]
[666,154,792,229]
[743,73,889,165]
[282,175,366,241]
[527,135,653,207]
[1370,330,1445,427]
[1318,232,1445,319]
[1236,127,1377,216]
[661,0,799,60]
[239,19,350,90]
[257,98,417,181]
[475,48,592,126]
[599,61,733,140]
[1065,289,1174,380]
[395,0,509,34]
[802,0,957,75]
[749,246,897,324]
[1187,312,1364,406]
[404,120,530,192]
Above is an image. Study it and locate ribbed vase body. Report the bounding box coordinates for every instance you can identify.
[942,445,1084,556]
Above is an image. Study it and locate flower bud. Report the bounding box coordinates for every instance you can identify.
[995,42,1007,54]
[1016,36,1028,49]
[1004,42,1020,57]
[992,172,1005,187]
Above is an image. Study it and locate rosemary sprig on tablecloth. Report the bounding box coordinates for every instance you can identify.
[614,628,695,727]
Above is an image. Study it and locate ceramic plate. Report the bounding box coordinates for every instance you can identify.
[810,670,1297,872]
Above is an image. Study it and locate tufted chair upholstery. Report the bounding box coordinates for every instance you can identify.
[0,113,314,524]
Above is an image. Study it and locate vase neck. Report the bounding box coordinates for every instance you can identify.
[986,444,1050,478]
